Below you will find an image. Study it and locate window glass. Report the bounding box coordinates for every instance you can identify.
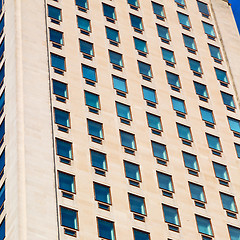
[0,120,4,142]
[142,86,156,103]
[178,12,190,27]
[85,91,100,109]
[77,16,90,32]
[188,58,202,73]
[194,82,208,98]
[128,0,139,7]
[133,229,150,240]
[103,3,116,20]
[129,194,146,215]
[152,141,168,160]
[197,1,210,16]
[171,97,186,114]
[116,102,131,120]
[60,207,78,230]
[221,92,235,108]
[0,150,5,176]
[157,24,170,40]
[166,72,180,88]
[94,183,111,204]
[162,48,175,63]
[203,22,215,37]
[51,53,65,71]
[183,35,196,50]
[49,29,63,45]
[200,107,214,123]
[54,108,70,127]
[0,91,4,114]
[228,117,240,133]
[59,172,75,193]
[157,172,173,192]
[134,37,147,53]
[130,14,143,30]
[113,75,127,93]
[87,120,103,139]
[76,0,88,8]
[82,64,96,82]
[106,27,119,43]
[206,134,222,151]
[213,162,229,181]
[138,61,152,77]
[0,15,4,36]
[109,50,123,67]
[220,193,237,212]
[209,44,222,60]
[97,218,115,240]
[0,39,4,59]
[0,63,4,85]
[120,130,136,149]
[0,218,5,240]
[195,215,213,236]
[53,80,68,98]
[177,123,192,141]
[228,225,240,240]
[80,39,93,56]
[189,182,205,202]
[48,5,61,21]
[56,138,72,159]
[146,113,162,131]
[124,161,140,181]
[152,2,165,17]
[234,143,240,158]
[182,152,199,171]
[0,183,5,208]
[215,68,228,83]
[162,205,180,226]
[90,150,107,170]
[175,0,185,5]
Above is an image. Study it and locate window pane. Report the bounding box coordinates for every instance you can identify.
[80,40,93,56]
[128,0,139,7]
[76,0,88,8]
[162,48,175,63]
[90,150,107,170]
[138,61,152,77]
[130,14,143,30]
[177,123,192,141]
[171,97,186,114]
[124,161,140,181]
[87,120,103,138]
[157,24,170,40]
[228,225,240,240]
[60,207,78,230]
[235,143,240,158]
[56,139,72,159]
[189,58,202,73]
[206,134,222,151]
[213,162,229,181]
[0,218,5,240]
[59,172,75,193]
[197,1,209,16]
[120,130,136,149]
[209,44,222,60]
[0,91,4,114]
[134,37,147,53]
[129,194,146,215]
[82,64,96,82]
[196,215,213,236]
[116,102,131,120]
[103,3,116,20]
[175,0,185,5]
[162,205,180,226]
[48,5,61,21]
[182,152,199,171]
[49,29,63,45]
[152,141,168,160]
[142,86,156,103]
[97,218,115,240]
[220,193,237,212]
[157,172,173,192]
[106,27,119,42]
[203,22,215,37]
[94,183,111,204]
[178,12,190,27]
[228,117,240,133]
[51,53,65,71]
[221,92,235,108]
[152,2,164,17]
[0,150,5,176]
[54,108,70,127]
[147,113,162,131]
[200,107,214,123]
[113,75,127,93]
[167,72,180,87]
[189,182,205,202]
[53,80,67,98]
[133,229,150,240]
[215,68,228,83]
[77,16,90,31]
[0,183,5,208]
[109,50,123,67]
[194,82,208,98]
[183,35,196,50]
[85,91,100,109]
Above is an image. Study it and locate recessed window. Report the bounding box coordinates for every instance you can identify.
[48,5,61,24]
[138,61,152,80]
[220,192,237,218]
[208,44,222,63]
[157,24,170,44]
[206,133,222,156]
[215,68,228,87]
[94,183,111,210]
[188,58,202,77]
[0,218,4,240]
[152,2,165,20]
[142,86,157,107]
[128,0,139,10]
[0,39,4,61]
[130,14,143,33]
[157,172,174,197]
[228,117,240,137]
[53,80,68,102]
[56,138,73,164]
[58,171,75,199]
[109,50,123,70]
[194,81,209,101]
[106,27,120,46]
[128,193,146,221]
[112,75,127,97]
[0,15,4,38]
[195,215,213,238]
[124,161,141,187]
[120,130,136,154]
[221,91,235,111]
[175,0,186,8]
[97,218,115,240]
[0,182,5,211]
[177,12,191,30]
[189,182,206,208]
[213,162,229,186]
[234,143,240,158]
[77,16,91,35]
[87,119,103,144]
[197,1,210,18]
[82,64,97,85]
[166,71,181,91]
[85,91,100,114]
[0,63,4,87]
[171,96,186,118]
[134,37,148,57]
[161,48,175,67]
[50,53,66,74]
[79,39,94,60]
[182,151,199,176]
[183,34,197,54]
[90,149,107,175]
[0,91,4,119]
[200,107,215,128]
[202,22,216,40]
[0,119,4,148]
[49,28,63,48]
[0,150,5,180]
[162,204,180,232]
[177,123,192,146]
[54,108,70,132]
[102,3,116,23]
[228,225,240,240]
[146,112,162,135]
[75,0,88,12]
[152,141,168,165]
[133,229,150,240]
[116,102,132,124]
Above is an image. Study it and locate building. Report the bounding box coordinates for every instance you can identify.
[1,0,240,239]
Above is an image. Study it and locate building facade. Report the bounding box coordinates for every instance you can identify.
[1,0,240,239]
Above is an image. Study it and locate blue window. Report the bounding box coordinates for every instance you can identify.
[130,14,143,31]
[138,61,152,78]
[128,0,139,8]
[124,161,141,182]
[215,68,228,84]
[0,63,4,86]
[175,0,185,7]
[189,182,206,202]
[56,138,72,159]
[0,39,4,59]
[94,183,111,204]
[109,50,123,67]
[97,218,115,240]
[0,150,5,178]
[177,123,192,141]
[75,0,88,10]
[48,5,61,21]
[103,3,116,21]
[134,37,147,54]
[195,215,213,237]
[171,96,186,115]
[133,229,150,240]
[58,171,75,193]
[49,28,63,45]
[106,27,120,44]
[77,16,91,32]
[152,2,165,19]
[194,82,208,99]
[85,91,100,110]
[146,112,162,132]
[200,107,214,124]
[87,119,103,139]
[53,80,68,99]
[188,58,202,75]
[161,48,175,65]
[182,151,199,172]
[60,206,78,230]
[166,71,180,89]
[116,102,131,120]
[203,22,216,39]
[120,130,136,150]
[129,193,146,215]
[0,183,5,208]
[228,117,240,134]
[220,192,237,213]
[0,15,4,37]
[209,44,222,61]
[213,162,229,182]
[157,172,173,192]
[0,218,5,240]
[79,39,94,56]
[0,119,4,145]
[151,141,168,161]
[221,91,235,109]
[112,75,127,94]
[235,143,240,158]
[0,91,4,115]
[228,225,240,240]
[90,149,107,171]
[206,133,222,152]
[142,86,156,103]
[51,53,65,71]
[178,12,190,29]
[197,1,210,17]
[54,108,70,128]
[162,205,180,226]
[183,34,196,51]
[157,24,170,42]
[82,64,97,83]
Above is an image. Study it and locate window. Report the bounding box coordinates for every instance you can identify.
[228,225,240,240]
[138,61,152,80]
[0,120,4,148]
[134,37,148,56]
[0,218,4,240]
[0,182,4,210]
[202,22,216,40]
[142,86,157,107]
[208,44,222,63]
[106,27,120,46]
[189,182,206,208]
[188,58,202,77]
[177,123,192,145]
[58,171,75,199]
[77,16,91,35]
[82,64,97,85]
[171,96,186,118]
[221,91,235,111]
[206,133,222,155]
[0,15,4,38]
[87,119,103,143]
[166,71,181,91]
[195,215,213,238]
[161,48,175,67]
[200,107,215,127]
[0,63,4,87]
[116,102,132,124]
[220,192,237,217]
[120,130,136,154]
[128,0,139,10]
[194,81,208,101]
[157,172,174,197]
[197,1,210,18]
[48,5,61,24]
[79,39,94,59]
[152,2,165,20]
[182,151,199,176]
[49,28,63,48]
[94,183,111,210]
[130,14,143,33]
[97,218,115,240]
[56,138,73,163]
[146,112,162,135]
[109,50,123,70]
[128,193,146,220]
[85,91,100,113]
[183,34,197,53]
[178,12,191,30]
[54,108,70,131]
[228,117,240,137]
[235,143,240,158]
[215,68,228,86]
[103,3,116,23]
[0,91,4,116]
[51,53,66,74]
[75,0,88,12]
[213,162,229,186]
[175,0,186,8]
[90,149,107,175]
[53,80,68,102]
[112,75,127,96]
[151,141,168,165]
[133,229,150,240]
[162,204,180,232]
[60,206,78,236]
[157,24,170,43]
[0,150,5,180]
[124,161,141,187]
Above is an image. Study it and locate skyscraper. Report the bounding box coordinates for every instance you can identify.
[1,0,240,239]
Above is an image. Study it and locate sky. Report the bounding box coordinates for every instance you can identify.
[229,0,240,31]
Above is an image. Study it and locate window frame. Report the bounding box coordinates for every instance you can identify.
[220,192,238,218]
[77,15,91,35]
[84,90,101,114]
[133,37,148,57]
[52,79,68,102]
[127,0,140,11]
[146,112,162,135]
[119,130,137,154]
[54,107,71,132]
[56,138,73,164]
[212,161,230,186]
[82,64,97,86]
[194,81,209,102]
[87,119,104,144]
[188,182,207,208]
[112,74,128,97]
[199,106,215,128]
[109,50,124,71]
[75,0,89,12]
[176,123,193,146]
[49,28,64,49]
[58,171,76,199]
[142,85,157,107]
[137,61,153,81]
[166,71,181,91]
[157,171,175,198]
[105,26,120,46]
[171,96,187,118]
[208,44,222,64]
[102,3,117,23]
[182,34,197,54]
[50,53,66,75]
[151,141,168,165]
[161,47,176,67]
[205,133,222,156]
[177,11,191,30]
[156,24,171,44]
[124,160,142,187]
[48,5,62,24]
[182,151,200,176]
[96,217,116,240]
[129,13,144,33]
[151,1,166,21]
[90,149,108,176]
[202,21,216,40]
[116,101,132,125]
[188,58,203,77]
[79,39,94,60]
[197,0,210,18]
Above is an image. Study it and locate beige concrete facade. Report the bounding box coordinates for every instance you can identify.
[2,0,240,239]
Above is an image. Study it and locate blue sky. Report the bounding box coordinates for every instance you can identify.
[229,0,240,31]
